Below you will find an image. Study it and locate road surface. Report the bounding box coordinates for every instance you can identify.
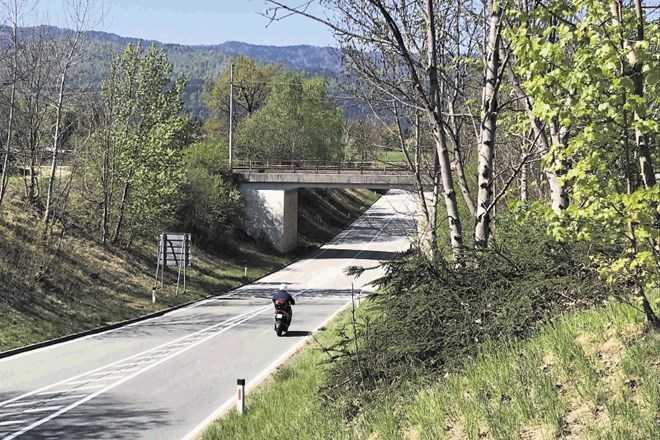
[0,189,417,439]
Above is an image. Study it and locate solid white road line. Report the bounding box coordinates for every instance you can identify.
[1,306,273,440]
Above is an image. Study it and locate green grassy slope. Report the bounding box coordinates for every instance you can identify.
[0,187,378,352]
[202,293,660,440]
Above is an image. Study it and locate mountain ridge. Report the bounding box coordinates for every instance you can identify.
[1,25,344,118]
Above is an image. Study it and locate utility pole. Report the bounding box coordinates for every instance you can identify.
[229,62,234,170]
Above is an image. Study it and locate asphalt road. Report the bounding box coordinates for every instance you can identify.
[0,189,417,440]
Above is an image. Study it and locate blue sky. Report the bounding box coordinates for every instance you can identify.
[30,0,336,47]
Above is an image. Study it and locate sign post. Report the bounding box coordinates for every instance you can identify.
[153,233,191,298]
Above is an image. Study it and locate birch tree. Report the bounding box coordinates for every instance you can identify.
[474,0,505,248]
[42,0,98,233]
[266,0,466,260]
[509,0,660,328]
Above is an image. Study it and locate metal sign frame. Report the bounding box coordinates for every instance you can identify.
[153,232,191,297]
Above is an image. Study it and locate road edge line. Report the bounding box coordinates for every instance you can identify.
[181,290,368,440]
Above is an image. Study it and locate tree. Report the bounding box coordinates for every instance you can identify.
[202,56,280,139]
[0,0,20,210]
[94,42,191,246]
[235,72,344,161]
[509,0,660,327]
[266,0,469,261]
[42,0,99,233]
[474,0,505,249]
[177,141,243,245]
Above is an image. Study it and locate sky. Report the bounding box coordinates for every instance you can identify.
[27,0,337,47]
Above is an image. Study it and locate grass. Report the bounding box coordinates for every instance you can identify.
[201,295,660,440]
[200,308,355,440]
[376,150,406,163]
[0,187,378,353]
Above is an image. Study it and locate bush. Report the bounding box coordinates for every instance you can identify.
[176,142,243,248]
[321,213,610,418]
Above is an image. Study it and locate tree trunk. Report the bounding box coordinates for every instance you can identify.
[447,99,476,217]
[474,0,503,249]
[43,69,68,231]
[424,0,463,260]
[607,0,655,189]
[102,144,111,245]
[0,10,19,210]
[520,149,528,203]
[112,178,131,244]
[506,64,569,212]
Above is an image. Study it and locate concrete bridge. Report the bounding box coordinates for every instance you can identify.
[233,160,418,253]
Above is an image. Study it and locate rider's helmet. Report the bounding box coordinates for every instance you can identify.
[279,283,288,292]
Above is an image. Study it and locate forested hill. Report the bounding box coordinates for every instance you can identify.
[2,25,342,118]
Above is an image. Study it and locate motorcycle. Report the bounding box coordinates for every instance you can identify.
[273,299,291,336]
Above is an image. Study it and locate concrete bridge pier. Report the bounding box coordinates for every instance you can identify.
[240,185,298,253]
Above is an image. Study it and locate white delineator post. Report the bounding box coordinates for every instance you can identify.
[236,379,246,415]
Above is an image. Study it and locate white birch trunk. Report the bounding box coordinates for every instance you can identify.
[474,0,502,249]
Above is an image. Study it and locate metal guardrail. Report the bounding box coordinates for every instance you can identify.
[232,160,411,175]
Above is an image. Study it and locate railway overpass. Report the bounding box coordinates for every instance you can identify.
[233,160,420,253]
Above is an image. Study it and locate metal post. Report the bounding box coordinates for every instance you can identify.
[176,239,184,296]
[153,236,162,299]
[183,234,187,294]
[229,62,234,171]
[236,379,246,415]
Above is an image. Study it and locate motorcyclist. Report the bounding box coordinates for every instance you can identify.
[272,283,295,324]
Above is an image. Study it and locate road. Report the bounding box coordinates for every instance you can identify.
[0,189,417,440]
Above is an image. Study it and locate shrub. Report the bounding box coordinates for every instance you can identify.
[321,213,610,418]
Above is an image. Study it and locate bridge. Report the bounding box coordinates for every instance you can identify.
[232,160,419,253]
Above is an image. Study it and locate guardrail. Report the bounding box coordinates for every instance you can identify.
[232,160,411,175]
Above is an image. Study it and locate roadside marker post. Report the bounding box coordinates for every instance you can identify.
[237,379,246,415]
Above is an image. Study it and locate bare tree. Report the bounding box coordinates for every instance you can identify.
[42,0,99,233]
[474,0,504,248]
[266,0,467,260]
[0,0,23,209]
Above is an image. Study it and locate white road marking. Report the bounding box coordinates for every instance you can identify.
[0,190,418,439]
[1,305,273,439]
[181,287,372,440]
[0,421,26,427]
[22,406,62,414]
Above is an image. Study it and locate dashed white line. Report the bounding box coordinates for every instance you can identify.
[22,406,62,413]
[0,421,26,427]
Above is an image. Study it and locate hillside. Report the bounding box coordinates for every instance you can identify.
[0,187,378,354]
[0,25,342,119]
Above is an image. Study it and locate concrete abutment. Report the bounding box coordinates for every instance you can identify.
[239,186,298,254]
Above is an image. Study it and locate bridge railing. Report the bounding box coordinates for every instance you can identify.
[232,160,411,174]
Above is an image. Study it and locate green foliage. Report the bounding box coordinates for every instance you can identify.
[202,56,281,139]
[95,41,192,245]
[235,72,345,160]
[507,1,660,308]
[322,213,608,417]
[176,141,243,247]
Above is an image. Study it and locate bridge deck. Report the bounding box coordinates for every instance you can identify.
[232,160,418,190]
